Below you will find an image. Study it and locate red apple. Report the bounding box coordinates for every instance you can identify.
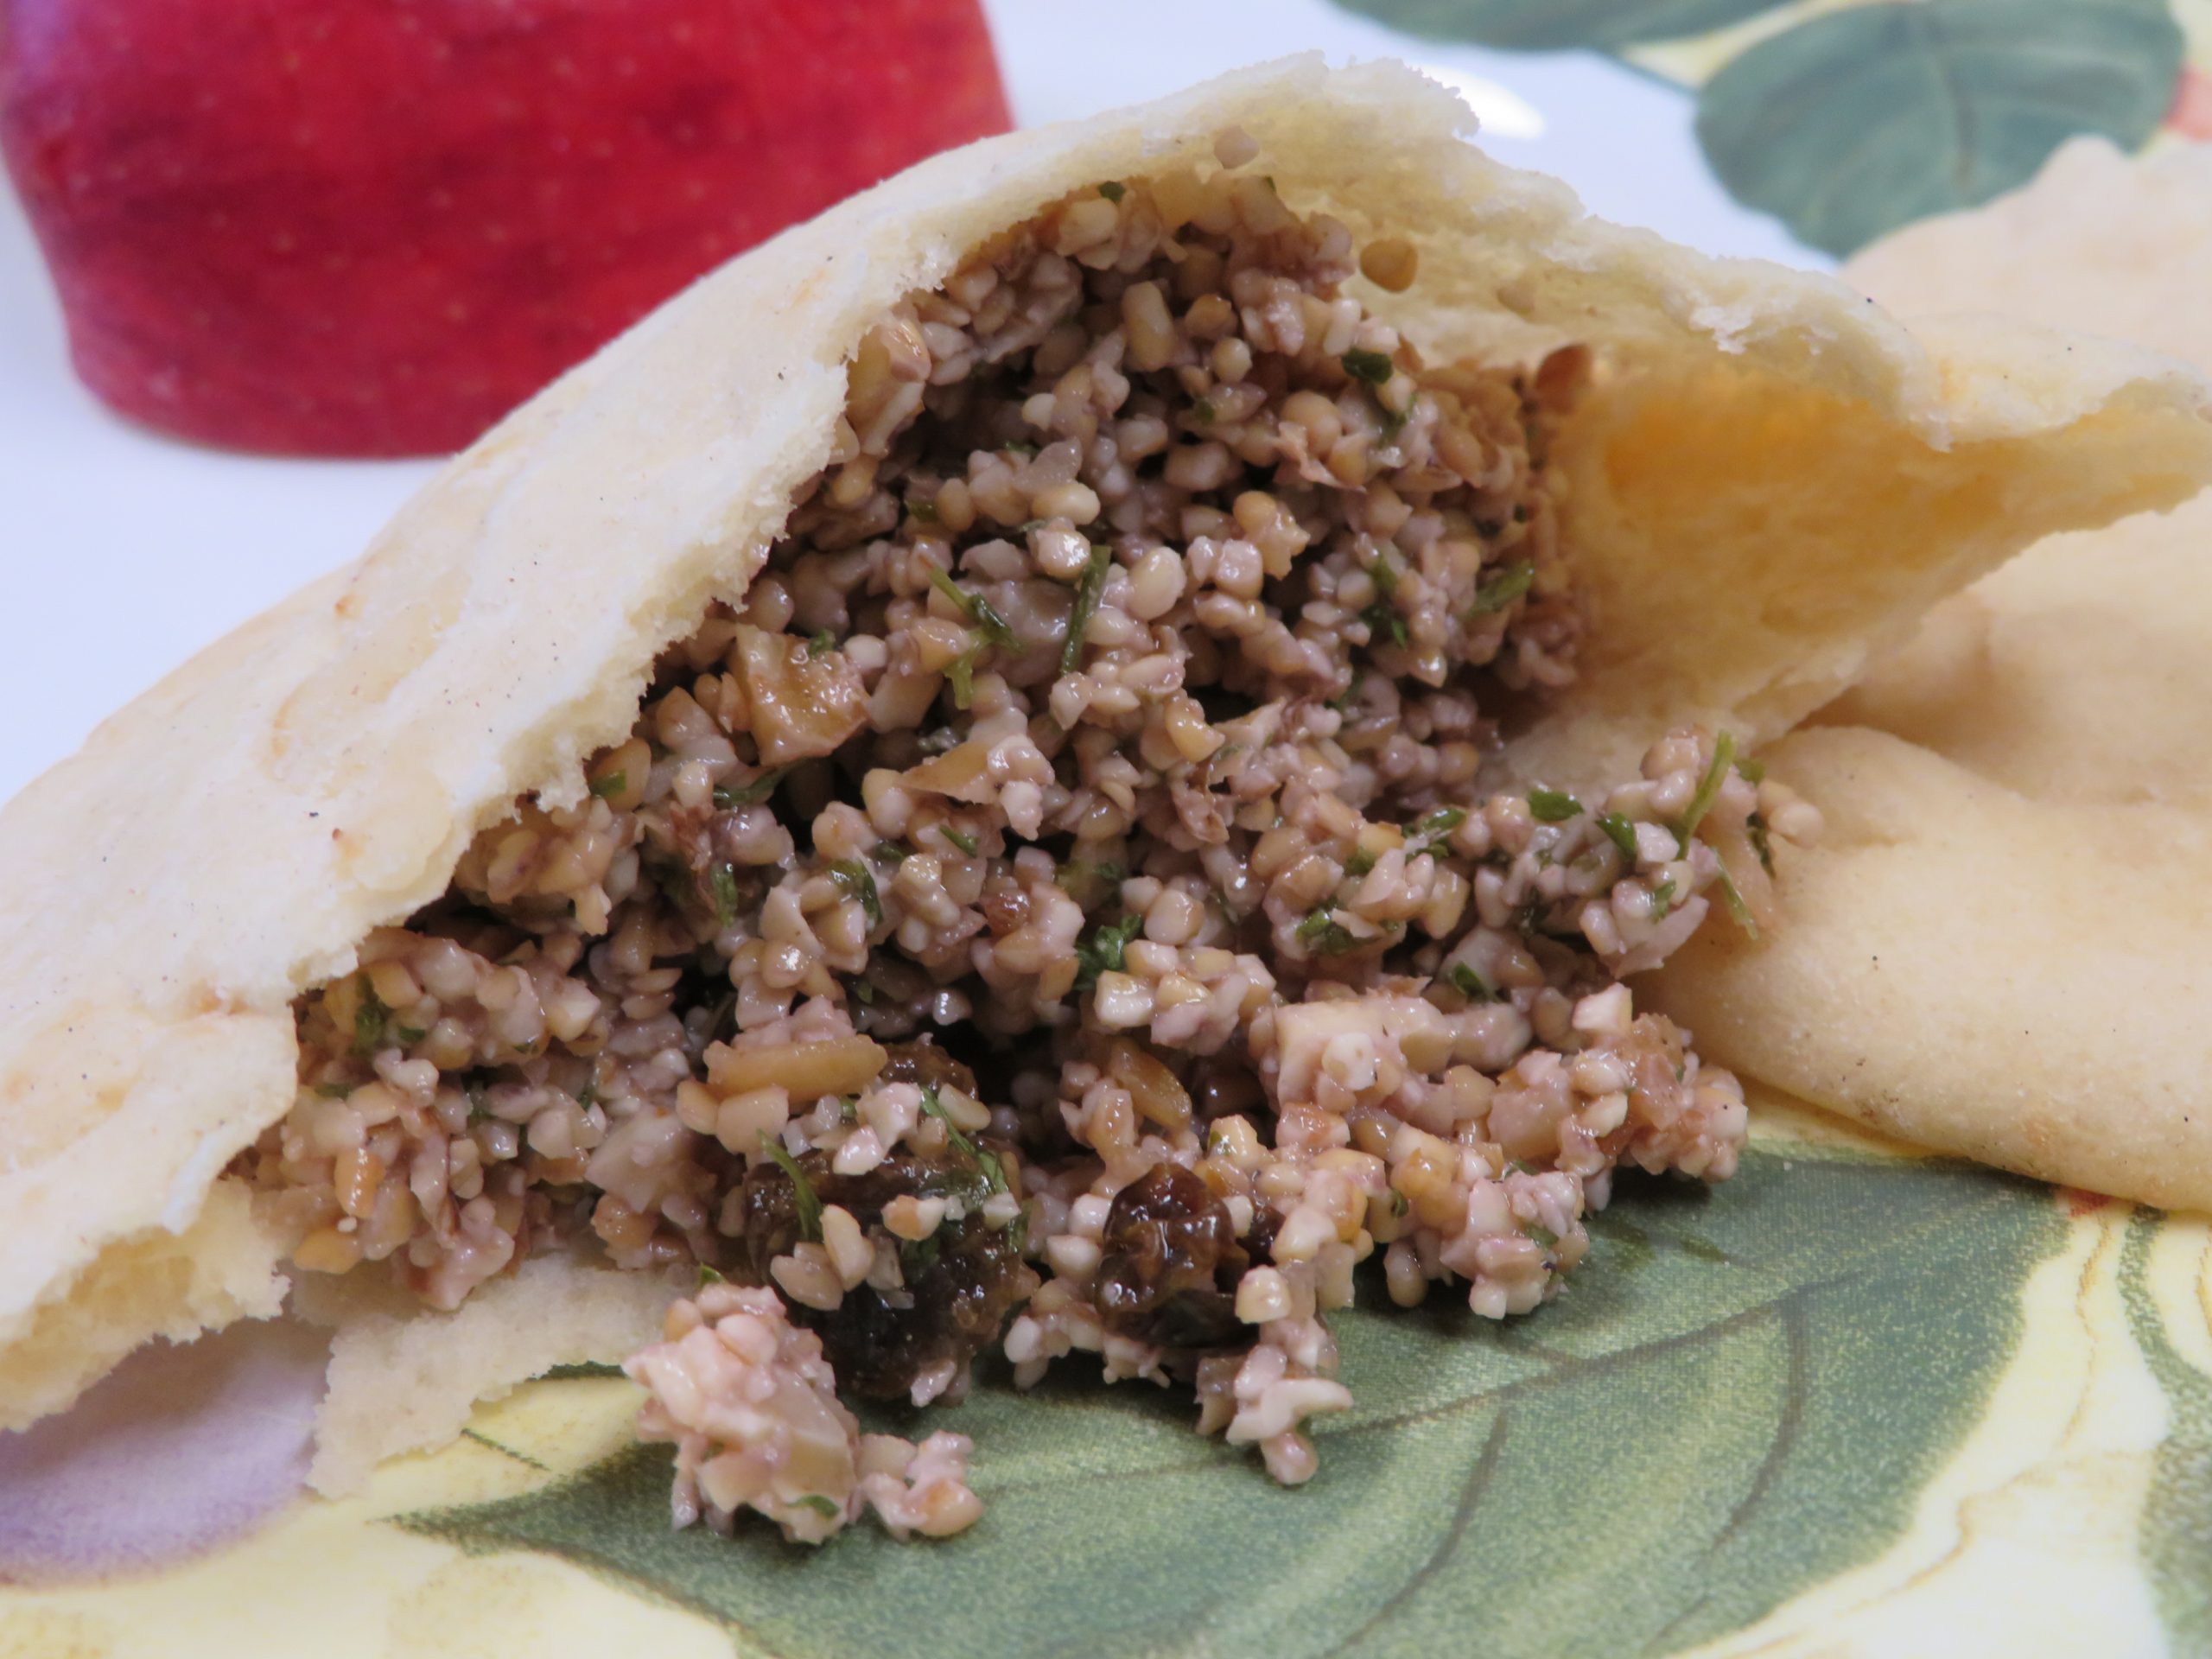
[0,0,1008,455]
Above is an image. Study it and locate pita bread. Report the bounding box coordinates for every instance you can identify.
[1651,137,2212,1210]
[3,64,2207,1482]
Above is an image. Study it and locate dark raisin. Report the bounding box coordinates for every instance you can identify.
[877,1038,978,1099]
[735,1142,1029,1400]
[1093,1163,1249,1352]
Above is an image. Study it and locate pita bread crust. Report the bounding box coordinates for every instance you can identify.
[1653,137,2212,1209]
[3,57,2208,1434]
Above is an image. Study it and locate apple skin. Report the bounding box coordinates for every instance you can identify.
[0,0,1008,455]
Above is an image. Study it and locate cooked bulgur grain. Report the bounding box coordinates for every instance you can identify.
[249,146,1817,1543]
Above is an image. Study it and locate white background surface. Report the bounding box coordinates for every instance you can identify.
[0,0,1820,807]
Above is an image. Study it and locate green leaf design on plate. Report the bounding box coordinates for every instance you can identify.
[1694,0,2183,257]
[1328,0,1779,51]
[400,1149,2060,1658]
[2120,1214,2212,1645]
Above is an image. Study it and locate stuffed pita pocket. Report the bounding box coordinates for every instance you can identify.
[3,60,2206,1529]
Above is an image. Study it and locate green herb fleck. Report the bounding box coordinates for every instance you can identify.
[1467,560,1535,618]
[1649,878,1677,923]
[352,980,387,1057]
[793,1495,842,1520]
[1389,1190,1410,1219]
[944,646,980,709]
[1361,599,1409,649]
[830,860,883,928]
[907,494,940,524]
[1525,1222,1560,1252]
[1714,867,1760,940]
[575,1077,597,1110]
[1098,181,1127,202]
[314,1081,353,1099]
[1528,787,1581,823]
[1737,755,1766,785]
[1341,347,1395,385]
[900,1230,943,1279]
[758,1134,823,1242]
[1076,913,1146,988]
[1675,729,1737,851]
[1329,671,1363,713]
[1193,397,1217,426]
[928,566,1019,648]
[807,629,836,658]
[1408,805,1467,853]
[710,863,741,930]
[1748,811,1775,874]
[942,825,981,856]
[1002,441,1039,458]
[697,1264,727,1287]
[1368,553,1402,600]
[1342,846,1376,880]
[1062,543,1113,675]
[839,1096,859,1127]
[1446,962,1494,1002]
[920,1084,1010,1200]
[1596,811,1639,861]
[588,770,626,799]
[1295,907,1361,956]
[395,1025,427,1045]
[1506,1159,1534,1177]
[853,980,876,1005]
[714,768,785,810]
[872,840,908,864]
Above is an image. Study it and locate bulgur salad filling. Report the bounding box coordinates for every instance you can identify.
[243,133,1821,1545]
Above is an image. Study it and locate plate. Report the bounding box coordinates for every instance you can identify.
[3,3,2210,1655]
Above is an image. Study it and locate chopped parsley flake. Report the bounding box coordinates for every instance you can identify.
[1194,397,1217,425]
[1076,913,1145,988]
[1467,561,1535,617]
[1295,907,1362,955]
[907,495,940,524]
[588,770,626,799]
[1528,787,1581,823]
[1098,181,1127,202]
[1596,811,1639,861]
[1714,867,1760,940]
[314,1081,353,1099]
[1361,598,1409,648]
[942,825,981,856]
[714,768,785,809]
[352,980,387,1057]
[1341,347,1395,385]
[1329,671,1363,713]
[1675,729,1737,851]
[1649,878,1677,923]
[1446,961,1495,1002]
[1062,543,1113,674]
[1525,1221,1560,1252]
[872,840,908,863]
[829,860,883,928]
[1408,805,1466,851]
[758,1133,823,1242]
[1748,811,1775,874]
[710,863,742,929]
[920,1084,1011,1201]
[1343,846,1376,880]
[853,979,876,1005]
[697,1264,728,1287]
[1737,755,1766,785]
[928,565,1019,648]
[807,629,836,658]
[1389,1190,1410,1218]
[944,646,980,709]
[794,1495,842,1520]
